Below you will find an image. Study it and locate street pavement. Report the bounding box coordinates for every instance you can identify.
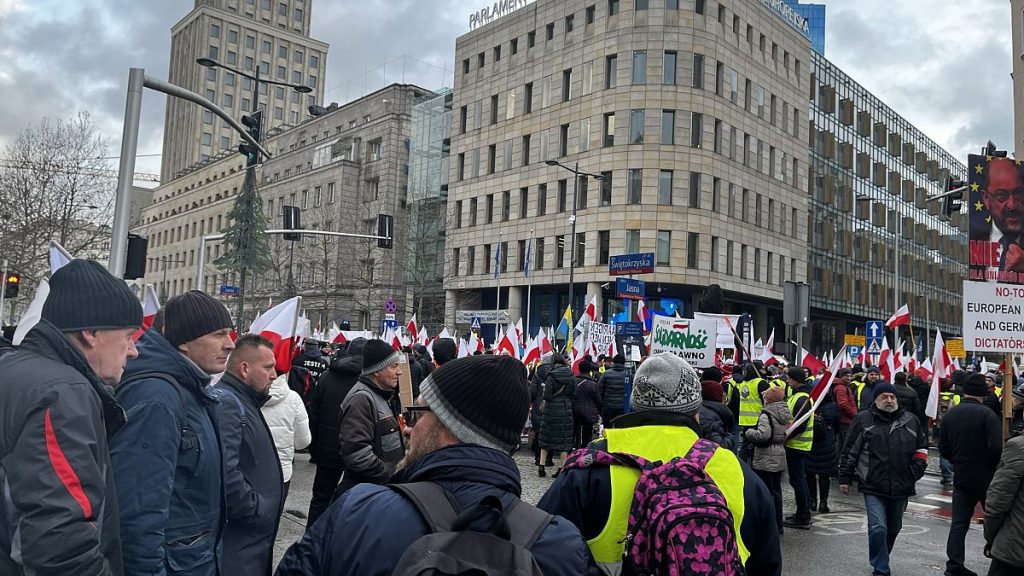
[274,449,993,575]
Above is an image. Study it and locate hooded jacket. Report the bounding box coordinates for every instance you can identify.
[839,403,928,499]
[307,340,365,469]
[0,320,126,575]
[261,374,312,482]
[984,435,1024,568]
[597,363,628,413]
[274,444,597,575]
[743,400,792,473]
[111,328,225,576]
[573,373,602,424]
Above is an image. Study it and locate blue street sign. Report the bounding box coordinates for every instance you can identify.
[865,320,884,354]
[470,316,482,331]
[219,285,239,296]
[381,319,398,333]
[615,277,646,300]
[616,322,644,338]
[609,252,655,276]
[848,345,863,360]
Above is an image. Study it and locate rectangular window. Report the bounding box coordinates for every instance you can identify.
[713,119,722,153]
[560,123,570,156]
[661,110,675,144]
[502,190,511,221]
[632,50,647,84]
[742,188,750,222]
[726,241,734,275]
[328,182,336,203]
[575,232,586,267]
[537,183,547,216]
[577,175,589,210]
[586,5,596,24]
[556,235,565,268]
[483,244,492,275]
[600,171,613,205]
[626,229,640,253]
[605,54,618,88]
[457,153,466,180]
[468,246,476,275]
[756,194,763,226]
[579,118,591,152]
[692,54,704,89]
[603,112,615,147]
[582,61,594,95]
[470,198,478,226]
[659,170,673,206]
[712,177,720,211]
[520,188,529,219]
[536,238,545,270]
[687,233,699,269]
[487,144,496,174]
[753,248,761,282]
[486,194,494,224]
[511,38,519,54]
[546,22,555,40]
[668,0,679,8]
[562,68,573,101]
[490,94,499,125]
[494,45,501,61]
[522,134,531,165]
[452,248,460,277]
[565,14,574,33]
[663,51,677,85]
[455,200,463,228]
[528,31,536,47]
[504,139,513,169]
[711,236,719,271]
[630,109,645,144]
[628,168,642,204]
[558,179,568,212]
[599,231,610,265]
[740,245,747,279]
[524,82,534,113]
[635,0,648,9]
[657,231,671,265]
[690,112,703,147]
[688,171,700,208]
[609,0,620,15]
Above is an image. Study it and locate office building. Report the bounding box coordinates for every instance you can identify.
[783,0,825,54]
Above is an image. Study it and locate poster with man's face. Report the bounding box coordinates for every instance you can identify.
[968,154,1024,284]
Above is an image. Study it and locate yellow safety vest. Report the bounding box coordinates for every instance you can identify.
[769,378,787,389]
[940,392,961,407]
[995,386,1002,398]
[722,379,735,404]
[587,425,750,574]
[785,391,814,452]
[853,381,867,408]
[738,379,765,426]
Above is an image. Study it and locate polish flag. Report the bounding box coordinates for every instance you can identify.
[417,327,429,346]
[879,338,895,383]
[381,326,402,351]
[539,328,553,355]
[757,329,776,365]
[406,314,418,340]
[637,299,652,330]
[925,331,949,419]
[515,318,525,346]
[856,346,869,368]
[49,239,73,274]
[787,346,847,438]
[800,348,826,375]
[457,338,470,359]
[885,304,911,329]
[249,296,302,374]
[468,332,482,355]
[523,334,541,366]
[328,322,344,344]
[496,326,519,358]
[132,285,161,341]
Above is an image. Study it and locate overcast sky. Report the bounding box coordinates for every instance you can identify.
[0,0,1013,178]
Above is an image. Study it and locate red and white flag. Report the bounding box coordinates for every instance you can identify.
[886,304,911,329]
[457,338,470,359]
[787,346,847,437]
[800,348,826,375]
[523,334,541,366]
[249,296,302,374]
[758,329,776,365]
[406,314,418,340]
[515,318,525,346]
[539,328,553,355]
[132,284,161,341]
[879,338,895,383]
[417,327,429,346]
[496,326,519,358]
[925,331,949,419]
[637,299,651,328]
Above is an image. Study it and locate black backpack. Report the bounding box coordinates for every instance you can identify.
[390,482,552,576]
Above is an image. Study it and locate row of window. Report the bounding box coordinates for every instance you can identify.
[208,22,319,68]
[264,182,337,216]
[452,172,801,236]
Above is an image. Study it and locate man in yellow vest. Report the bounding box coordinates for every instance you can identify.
[783,366,815,530]
[736,362,771,462]
[537,353,782,576]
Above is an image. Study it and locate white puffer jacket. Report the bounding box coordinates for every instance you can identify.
[260,374,312,482]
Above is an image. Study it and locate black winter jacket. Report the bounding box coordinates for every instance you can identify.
[839,404,928,498]
[336,378,405,496]
[892,384,921,425]
[540,366,576,453]
[939,397,1002,490]
[214,373,284,575]
[537,411,781,576]
[699,404,736,450]
[275,445,598,575]
[308,354,362,469]
[0,321,126,575]
[573,374,602,424]
[805,402,839,476]
[598,364,628,412]
[906,375,931,426]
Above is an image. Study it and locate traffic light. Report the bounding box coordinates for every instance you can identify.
[238,110,263,167]
[4,273,20,298]
[942,176,966,219]
[282,205,302,241]
[377,214,394,249]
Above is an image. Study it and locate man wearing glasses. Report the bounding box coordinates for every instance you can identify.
[973,157,1024,283]
[331,339,406,503]
[276,355,596,575]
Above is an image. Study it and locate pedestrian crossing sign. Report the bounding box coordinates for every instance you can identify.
[866,340,881,354]
[470,316,482,331]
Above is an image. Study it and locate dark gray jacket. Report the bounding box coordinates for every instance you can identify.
[336,378,405,497]
[985,435,1024,568]
[213,373,284,575]
[597,364,628,412]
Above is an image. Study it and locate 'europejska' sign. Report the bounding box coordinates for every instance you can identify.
[468,0,533,30]
[649,315,716,368]
[760,0,810,37]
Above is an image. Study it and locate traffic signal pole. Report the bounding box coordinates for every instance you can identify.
[0,259,7,327]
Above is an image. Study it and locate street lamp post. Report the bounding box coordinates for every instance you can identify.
[159,255,187,294]
[545,159,605,324]
[196,57,311,324]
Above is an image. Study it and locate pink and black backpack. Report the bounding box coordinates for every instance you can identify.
[562,438,745,576]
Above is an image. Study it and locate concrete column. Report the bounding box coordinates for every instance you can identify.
[506,285,523,323]
[755,304,769,341]
[444,290,458,330]
[587,282,602,321]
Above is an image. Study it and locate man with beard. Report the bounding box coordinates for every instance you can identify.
[971,157,1024,283]
[275,355,595,575]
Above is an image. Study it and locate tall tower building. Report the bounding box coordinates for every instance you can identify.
[160,0,328,181]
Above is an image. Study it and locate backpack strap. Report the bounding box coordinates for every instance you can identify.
[504,499,554,549]
[118,372,188,426]
[390,482,461,533]
[212,387,248,426]
[563,447,657,472]
[682,438,719,469]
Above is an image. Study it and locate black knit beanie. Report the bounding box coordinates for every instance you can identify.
[361,338,400,376]
[420,355,530,453]
[963,373,989,397]
[42,259,143,331]
[162,290,233,347]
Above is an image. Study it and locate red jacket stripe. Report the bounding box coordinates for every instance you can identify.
[44,408,93,518]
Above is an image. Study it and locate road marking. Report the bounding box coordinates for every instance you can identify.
[907,502,940,512]
[919,476,940,484]
[810,513,928,536]
[924,494,952,503]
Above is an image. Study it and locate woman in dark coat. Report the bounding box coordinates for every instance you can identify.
[572,360,603,449]
[805,391,840,513]
[539,354,576,477]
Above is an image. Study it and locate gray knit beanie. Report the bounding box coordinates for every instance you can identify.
[631,353,703,415]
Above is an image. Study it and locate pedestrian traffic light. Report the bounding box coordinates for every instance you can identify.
[282,205,302,241]
[942,176,966,219]
[238,110,263,167]
[377,214,394,249]
[4,273,20,298]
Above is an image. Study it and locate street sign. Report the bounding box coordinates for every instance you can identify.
[609,252,655,276]
[219,285,240,296]
[385,298,397,314]
[865,320,884,354]
[455,310,510,324]
[616,322,644,338]
[946,337,965,358]
[384,313,396,321]
[470,316,482,331]
[615,277,645,300]
[381,318,398,333]
[848,345,863,360]
[844,334,866,347]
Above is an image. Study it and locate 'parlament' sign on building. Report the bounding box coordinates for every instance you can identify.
[469,0,534,30]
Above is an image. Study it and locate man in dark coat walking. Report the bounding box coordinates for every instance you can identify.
[305,337,366,526]
[597,353,628,423]
[276,355,596,575]
[939,373,1003,576]
[214,334,284,575]
[572,359,602,449]
[0,260,142,575]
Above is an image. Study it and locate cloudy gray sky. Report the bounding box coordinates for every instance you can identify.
[0,0,1013,177]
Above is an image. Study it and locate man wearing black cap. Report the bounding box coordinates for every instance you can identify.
[858,367,882,411]
[939,373,1002,576]
[0,260,142,575]
[333,339,406,500]
[840,383,929,576]
[276,355,595,575]
[111,289,236,575]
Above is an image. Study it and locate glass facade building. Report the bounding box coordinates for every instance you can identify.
[784,1,825,55]
[807,52,966,353]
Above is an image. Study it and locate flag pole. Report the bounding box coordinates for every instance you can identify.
[290,296,303,347]
[907,319,918,362]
